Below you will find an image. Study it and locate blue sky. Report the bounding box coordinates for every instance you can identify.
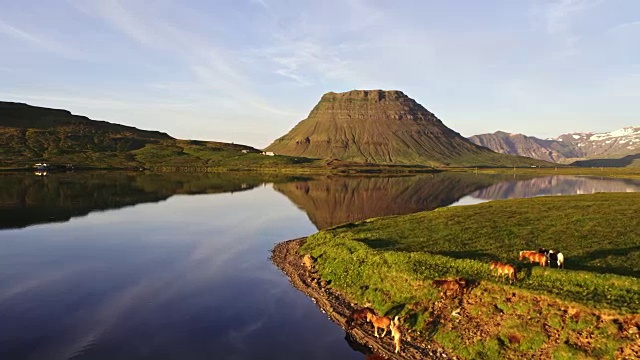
[1,0,638,148]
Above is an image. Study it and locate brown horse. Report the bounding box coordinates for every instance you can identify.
[345,307,375,330]
[366,312,391,338]
[519,250,535,260]
[490,261,517,284]
[432,278,467,297]
[519,250,546,266]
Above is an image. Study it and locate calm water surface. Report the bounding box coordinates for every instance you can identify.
[1,172,639,359]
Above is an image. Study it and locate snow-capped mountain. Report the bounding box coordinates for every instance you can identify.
[469,126,640,165]
[555,127,640,157]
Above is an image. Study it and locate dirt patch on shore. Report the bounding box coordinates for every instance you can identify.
[271,237,455,359]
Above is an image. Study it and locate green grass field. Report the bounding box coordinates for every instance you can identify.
[300,192,640,358]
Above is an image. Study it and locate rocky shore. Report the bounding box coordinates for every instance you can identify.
[270,237,455,360]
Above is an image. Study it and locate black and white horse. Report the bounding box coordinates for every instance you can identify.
[538,248,565,269]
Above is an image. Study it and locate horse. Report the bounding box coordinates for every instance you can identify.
[389,316,402,354]
[540,248,565,269]
[548,250,565,269]
[490,261,517,284]
[345,307,375,330]
[519,250,546,266]
[432,278,467,297]
[366,312,392,338]
[519,250,536,261]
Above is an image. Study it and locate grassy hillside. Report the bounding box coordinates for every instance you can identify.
[266,90,551,167]
[0,101,322,170]
[2,101,553,170]
[300,193,640,358]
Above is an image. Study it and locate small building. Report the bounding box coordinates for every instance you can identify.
[261,151,275,156]
[34,163,49,170]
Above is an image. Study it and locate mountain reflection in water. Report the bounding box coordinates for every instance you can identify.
[274,174,640,229]
[1,171,639,359]
[470,175,640,200]
[2,172,639,231]
[273,173,505,229]
[0,172,308,230]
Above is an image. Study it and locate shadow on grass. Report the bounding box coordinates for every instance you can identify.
[565,245,640,278]
[432,250,498,263]
[571,153,640,167]
[384,303,406,318]
[424,314,442,340]
[329,222,363,231]
[355,237,398,250]
[519,263,535,281]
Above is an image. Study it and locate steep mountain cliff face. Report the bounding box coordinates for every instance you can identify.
[266,90,537,166]
[469,127,640,166]
[556,127,640,160]
[468,131,578,163]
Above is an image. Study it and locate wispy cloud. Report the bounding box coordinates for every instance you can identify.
[76,0,292,118]
[0,20,86,59]
[259,40,352,86]
[540,0,603,35]
[247,1,382,87]
[608,20,640,33]
[528,0,604,60]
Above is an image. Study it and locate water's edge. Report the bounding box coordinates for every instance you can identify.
[270,237,452,360]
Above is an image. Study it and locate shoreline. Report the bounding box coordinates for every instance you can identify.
[270,237,454,360]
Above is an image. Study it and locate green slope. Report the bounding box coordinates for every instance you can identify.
[266,90,551,167]
[0,101,315,169]
[299,192,640,358]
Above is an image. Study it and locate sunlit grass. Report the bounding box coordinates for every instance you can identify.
[299,192,640,358]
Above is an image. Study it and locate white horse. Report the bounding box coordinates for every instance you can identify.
[547,250,565,269]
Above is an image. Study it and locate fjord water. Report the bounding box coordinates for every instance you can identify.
[1,172,639,359]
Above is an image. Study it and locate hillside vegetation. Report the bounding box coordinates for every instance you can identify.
[300,193,640,358]
[0,101,317,170]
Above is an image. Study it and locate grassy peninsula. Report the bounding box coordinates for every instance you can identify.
[299,193,640,359]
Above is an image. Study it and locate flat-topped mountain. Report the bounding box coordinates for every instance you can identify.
[469,127,640,166]
[274,173,515,229]
[266,90,544,167]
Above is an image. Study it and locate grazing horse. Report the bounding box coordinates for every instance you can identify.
[389,316,402,354]
[519,250,546,266]
[490,261,517,284]
[519,250,536,261]
[548,250,565,269]
[346,307,375,330]
[432,278,467,297]
[366,312,391,338]
[540,248,565,269]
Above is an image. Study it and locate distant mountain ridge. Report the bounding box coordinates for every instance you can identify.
[469,126,640,166]
[0,101,305,169]
[266,90,547,167]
